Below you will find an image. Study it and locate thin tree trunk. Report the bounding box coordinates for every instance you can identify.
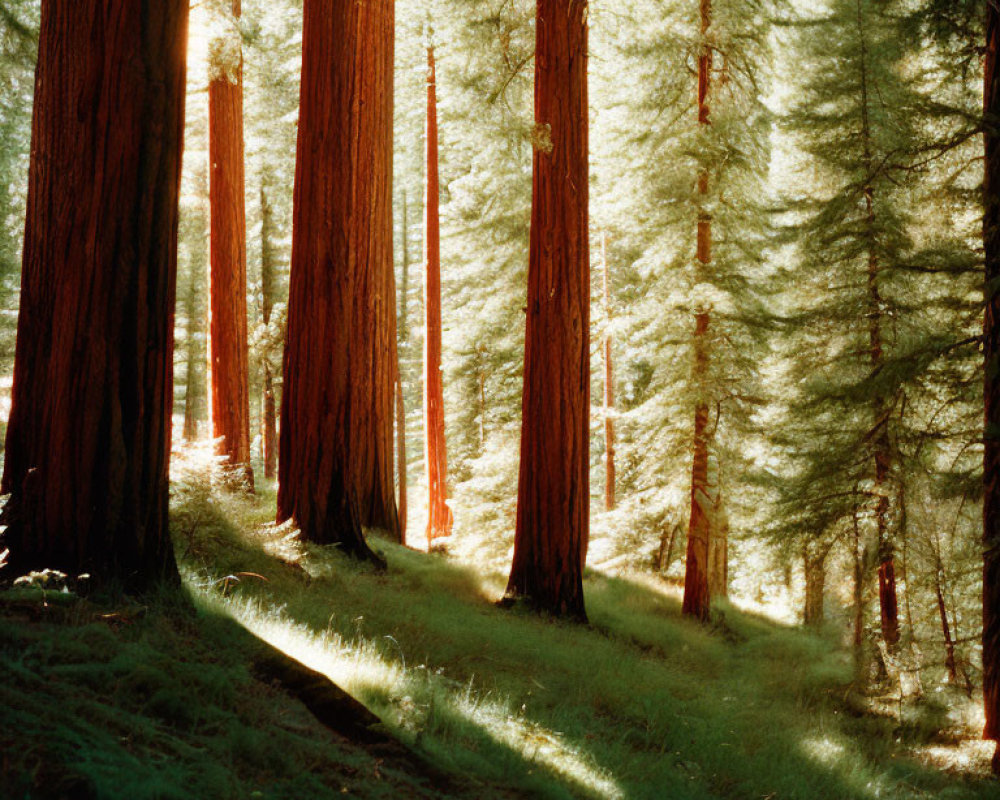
[852,497,865,649]
[423,41,452,545]
[985,0,1000,769]
[0,0,189,588]
[504,0,589,620]
[933,563,958,684]
[184,167,208,443]
[856,0,898,648]
[209,0,253,491]
[601,231,616,512]
[683,0,715,621]
[259,181,277,480]
[277,0,390,565]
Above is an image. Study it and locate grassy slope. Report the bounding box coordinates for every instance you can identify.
[0,585,513,800]
[3,472,999,799]
[169,479,1000,800]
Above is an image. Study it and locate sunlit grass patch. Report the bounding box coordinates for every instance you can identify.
[170,475,1000,800]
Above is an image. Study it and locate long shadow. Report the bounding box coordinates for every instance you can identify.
[172,490,1000,800]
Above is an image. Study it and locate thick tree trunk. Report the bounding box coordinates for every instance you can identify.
[259,181,277,480]
[277,0,390,564]
[601,232,616,512]
[0,0,189,589]
[209,0,253,491]
[683,0,715,621]
[504,0,589,620]
[856,0,899,649]
[983,0,1000,764]
[349,2,399,537]
[423,43,453,546]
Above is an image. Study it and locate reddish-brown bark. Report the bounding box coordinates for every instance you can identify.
[0,0,189,588]
[504,0,589,620]
[349,1,400,537]
[208,0,253,490]
[423,43,453,546]
[601,232,616,513]
[983,0,1000,764]
[277,0,390,564]
[682,0,714,622]
[259,181,278,480]
[856,0,899,648]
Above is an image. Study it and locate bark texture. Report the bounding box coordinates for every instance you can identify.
[277,0,392,563]
[423,43,453,545]
[983,0,1000,758]
[0,0,189,588]
[504,0,590,620]
[349,1,399,537]
[208,0,253,490]
[682,0,715,621]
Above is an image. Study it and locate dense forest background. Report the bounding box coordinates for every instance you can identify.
[3,0,1000,795]
[0,0,989,666]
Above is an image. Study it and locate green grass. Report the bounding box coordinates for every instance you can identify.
[167,475,1000,800]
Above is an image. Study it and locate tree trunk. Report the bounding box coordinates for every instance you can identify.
[983,0,1000,764]
[0,0,189,589]
[933,564,958,685]
[209,0,253,491]
[423,42,453,546]
[348,1,399,537]
[183,167,208,443]
[396,375,407,545]
[396,191,409,543]
[803,545,827,627]
[856,0,899,649]
[708,477,728,599]
[601,232,616,512]
[852,498,866,649]
[277,0,391,564]
[259,181,277,480]
[504,0,589,620]
[683,0,715,621]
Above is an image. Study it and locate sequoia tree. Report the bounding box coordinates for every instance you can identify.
[983,0,1000,771]
[349,1,400,537]
[277,0,388,563]
[504,0,589,620]
[682,0,715,621]
[208,0,253,489]
[423,40,453,545]
[0,0,189,587]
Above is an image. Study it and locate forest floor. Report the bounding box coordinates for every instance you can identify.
[4,467,1000,799]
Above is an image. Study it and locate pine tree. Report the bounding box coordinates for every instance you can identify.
[1,0,189,588]
[504,0,590,620]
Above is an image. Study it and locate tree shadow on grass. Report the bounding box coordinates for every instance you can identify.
[171,491,1000,800]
